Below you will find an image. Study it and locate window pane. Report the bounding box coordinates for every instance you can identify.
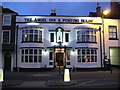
[38,56,42,62]
[25,56,28,62]
[3,31,10,43]
[25,49,28,54]
[29,56,33,62]
[66,52,70,60]
[34,49,37,54]
[29,49,33,54]
[29,35,33,41]
[4,16,11,25]
[65,33,69,42]
[34,56,37,62]
[78,56,81,62]
[49,52,53,60]
[21,56,24,62]
[34,35,38,42]
[50,33,54,42]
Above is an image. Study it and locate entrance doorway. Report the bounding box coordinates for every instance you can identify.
[56,53,64,66]
[4,53,11,71]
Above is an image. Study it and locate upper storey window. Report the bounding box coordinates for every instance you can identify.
[3,15,11,26]
[109,26,118,40]
[77,29,96,43]
[21,27,43,43]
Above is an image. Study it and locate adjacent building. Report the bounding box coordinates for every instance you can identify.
[2,7,18,71]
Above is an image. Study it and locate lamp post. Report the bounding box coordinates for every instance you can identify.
[101,9,110,69]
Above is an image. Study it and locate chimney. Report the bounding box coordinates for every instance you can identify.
[96,2,101,16]
[50,9,56,16]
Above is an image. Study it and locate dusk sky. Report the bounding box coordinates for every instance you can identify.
[2,2,110,16]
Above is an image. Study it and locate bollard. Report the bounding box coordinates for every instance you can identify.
[0,69,3,82]
[64,69,70,82]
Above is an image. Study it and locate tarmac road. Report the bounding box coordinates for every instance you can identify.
[2,67,120,89]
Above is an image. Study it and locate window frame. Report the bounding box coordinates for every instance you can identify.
[3,15,11,26]
[50,33,54,42]
[2,30,11,44]
[21,29,43,43]
[76,29,97,43]
[21,48,42,63]
[109,26,118,40]
[77,48,97,63]
[65,32,69,42]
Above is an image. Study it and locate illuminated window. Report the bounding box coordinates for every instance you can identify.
[21,48,42,63]
[22,27,42,43]
[3,15,11,26]
[109,26,117,40]
[77,30,96,43]
[77,48,97,63]
[2,30,10,44]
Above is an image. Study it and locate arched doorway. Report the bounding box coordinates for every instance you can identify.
[4,53,11,71]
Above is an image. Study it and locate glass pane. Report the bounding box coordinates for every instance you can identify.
[25,56,28,62]
[34,49,37,54]
[25,49,28,54]
[29,35,33,41]
[39,50,42,54]
[29,56,33,62]
[78,56,81,62]
[29,49,33,54]
[21,56,24,62]
[30,30,33,33]
[38,56,42,62]
[34,35,38,42]
[34,56,37,62]
[22,49,24,54]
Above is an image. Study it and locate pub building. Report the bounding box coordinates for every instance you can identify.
[2,2,120,71]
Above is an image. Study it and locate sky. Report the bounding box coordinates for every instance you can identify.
[2,2,110,16]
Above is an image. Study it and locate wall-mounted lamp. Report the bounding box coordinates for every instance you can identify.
[73,49,75,52]
[45,49,47,52]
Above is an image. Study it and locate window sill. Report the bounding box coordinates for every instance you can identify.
[109,38,119,40]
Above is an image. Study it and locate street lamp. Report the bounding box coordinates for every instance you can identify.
[101,9,110,69]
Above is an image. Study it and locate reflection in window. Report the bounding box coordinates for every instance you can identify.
[77,48,97,63]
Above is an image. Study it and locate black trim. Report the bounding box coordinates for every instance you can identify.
[76,42,97,43]
[20,47,44,49]
[109,38,119,40]
[21,41,43,43]
[75,47,98,49]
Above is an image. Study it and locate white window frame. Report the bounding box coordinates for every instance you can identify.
[21,48,42,63]
[21,28,43,43]
[77,48,97,63]
[77,29,96,43]
[2,30,11,44]
[3,15,11,26]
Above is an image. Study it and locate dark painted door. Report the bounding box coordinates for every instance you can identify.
[56,53,64,66]
[4,53,11,71]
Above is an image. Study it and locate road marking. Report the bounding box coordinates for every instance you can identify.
[76,79,98,86]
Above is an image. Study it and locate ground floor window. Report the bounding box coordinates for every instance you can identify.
[77,48,97,63]
[21,48,42,63]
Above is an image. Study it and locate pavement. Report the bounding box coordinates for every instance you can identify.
[1,67,120,89]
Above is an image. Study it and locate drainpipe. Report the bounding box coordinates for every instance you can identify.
[99,27,103,69]
[16,25,19,71]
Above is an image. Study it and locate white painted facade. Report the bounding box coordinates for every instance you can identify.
[15,16,120,69]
